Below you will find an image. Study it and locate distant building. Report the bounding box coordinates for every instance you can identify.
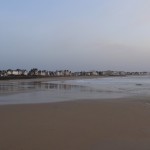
[90,71,99,76]
[101,70,114,76]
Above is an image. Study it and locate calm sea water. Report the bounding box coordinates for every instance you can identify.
[0,76,150,105]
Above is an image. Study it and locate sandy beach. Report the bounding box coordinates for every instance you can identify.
[0,98,150,150]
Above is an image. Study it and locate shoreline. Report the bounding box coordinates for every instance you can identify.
[0,75,104,83]
[0,95,150,106]
[1,98,150,150]
[0,75,141,83]
[1,75,150,105]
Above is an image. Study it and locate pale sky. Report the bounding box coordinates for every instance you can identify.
[1,0,150,71]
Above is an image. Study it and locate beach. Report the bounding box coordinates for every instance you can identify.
[1,98,150,150]
[1,76,150,150]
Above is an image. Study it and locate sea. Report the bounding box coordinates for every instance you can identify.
[0,76,150,105]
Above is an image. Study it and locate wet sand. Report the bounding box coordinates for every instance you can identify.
[0,75,103,83]
[0,99,150,150]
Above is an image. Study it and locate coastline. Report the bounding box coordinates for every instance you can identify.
[1,98,150,150]
[0,75,148,83]
[0,75,103,83]
[1,75,150,105]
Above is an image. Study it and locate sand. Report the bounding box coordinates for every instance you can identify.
[0,75,103,83]
[0,99,150,150]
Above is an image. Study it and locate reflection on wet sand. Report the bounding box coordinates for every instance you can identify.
[0,81,85,96]
[1,76,150,105]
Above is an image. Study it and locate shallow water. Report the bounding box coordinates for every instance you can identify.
[0,76,150,105]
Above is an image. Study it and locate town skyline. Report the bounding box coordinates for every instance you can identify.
[0,67,150,72]
[0,68,149,78]
[0,67,150,73]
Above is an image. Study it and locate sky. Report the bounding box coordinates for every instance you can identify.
[0,0,150,71]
